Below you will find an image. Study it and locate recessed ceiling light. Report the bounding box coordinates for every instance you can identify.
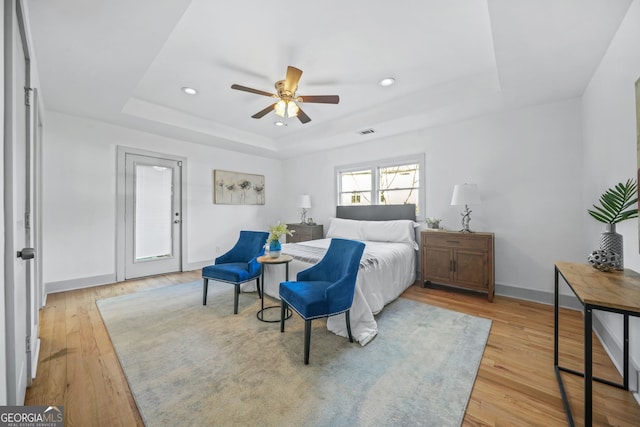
[274,120,286,127]
[181,87,198,95]
[379,77,396,87]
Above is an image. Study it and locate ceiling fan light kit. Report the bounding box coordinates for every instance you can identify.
[274,99,299,118]
[231,66,339,124]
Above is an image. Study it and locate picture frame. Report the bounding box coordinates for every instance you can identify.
[213,169,265,205]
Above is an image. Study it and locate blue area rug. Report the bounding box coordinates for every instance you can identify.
[97,281,491,426]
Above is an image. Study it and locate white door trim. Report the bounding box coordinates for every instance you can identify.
[4,0,35,404]
[116,146,188,282]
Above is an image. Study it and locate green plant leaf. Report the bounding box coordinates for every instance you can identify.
[587,178,638,224]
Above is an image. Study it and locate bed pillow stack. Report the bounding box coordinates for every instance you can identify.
[326,218,419,249]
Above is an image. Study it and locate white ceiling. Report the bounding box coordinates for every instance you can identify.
[26,0,632,158]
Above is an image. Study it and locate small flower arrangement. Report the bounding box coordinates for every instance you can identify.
[426,218,442,229]
[266,222,294,244]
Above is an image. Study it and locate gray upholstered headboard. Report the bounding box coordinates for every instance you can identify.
[336,204,416,221]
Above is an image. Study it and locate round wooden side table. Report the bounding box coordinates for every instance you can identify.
[256,255,293,322]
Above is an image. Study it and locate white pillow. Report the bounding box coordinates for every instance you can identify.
[360,219,419,249]
[326,217,362,240]
[326,218,418,249]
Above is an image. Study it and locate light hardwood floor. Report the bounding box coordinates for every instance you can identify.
[25,271,640,426]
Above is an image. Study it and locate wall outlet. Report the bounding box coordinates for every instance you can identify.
[215,246,222,254]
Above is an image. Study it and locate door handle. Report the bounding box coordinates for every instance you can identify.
[17,247,35,260]
[174,220,181,224]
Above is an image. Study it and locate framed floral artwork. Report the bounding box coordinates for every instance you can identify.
[213,169,265,205]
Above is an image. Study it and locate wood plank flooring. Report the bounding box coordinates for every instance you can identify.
[25,271,640,426]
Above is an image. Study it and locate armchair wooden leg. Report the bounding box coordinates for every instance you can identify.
[280,301,287,333]
[304,319,312,365]
[203,278,208,305]
[233,284,240,314]
[346,311,353,343]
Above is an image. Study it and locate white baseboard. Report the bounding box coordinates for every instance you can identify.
[495,283,582,310]
[44,266,206,296]
[45,273,117,295]
[185,260,214,272]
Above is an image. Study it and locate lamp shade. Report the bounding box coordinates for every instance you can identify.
[297,194,312,209]
[451,184,480,206]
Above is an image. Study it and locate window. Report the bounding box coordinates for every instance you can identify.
[339,169,372,205]
[337,155,424,218]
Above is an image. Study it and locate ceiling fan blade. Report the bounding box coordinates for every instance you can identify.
[296,107,311,124]
[251,103,277,119]
[231,84,276,98]
[284,66,303,93]
[296,95,340,104]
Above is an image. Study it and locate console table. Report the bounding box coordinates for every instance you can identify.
[554,261,640,426]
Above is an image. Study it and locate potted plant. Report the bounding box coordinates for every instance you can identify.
[266,222,294,258]
[587,178,638,269]
[425,218,442,229]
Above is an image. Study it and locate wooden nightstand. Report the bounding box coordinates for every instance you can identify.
[421,229,495,301]
[286,223,323,243]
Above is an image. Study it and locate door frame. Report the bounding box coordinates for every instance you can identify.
[1,0,7,406]
[4,0,39,404]
[116,146,188,282]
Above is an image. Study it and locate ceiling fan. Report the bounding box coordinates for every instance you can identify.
[231,66,339,124]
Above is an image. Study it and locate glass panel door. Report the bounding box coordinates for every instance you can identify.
[135,164,173,261]
[124,154,182,279]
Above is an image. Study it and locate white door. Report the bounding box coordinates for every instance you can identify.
[4,0,35,404]
[124,154,182,279]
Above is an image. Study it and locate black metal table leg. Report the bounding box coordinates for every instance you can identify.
[555,266,575,427]
[259,264,265,313]
[624,313,629,390]
[585,304,593,426]
[256,256,292,323]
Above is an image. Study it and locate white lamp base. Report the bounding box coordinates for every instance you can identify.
[459,205,473,233]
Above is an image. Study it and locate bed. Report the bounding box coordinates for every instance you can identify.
[260,204,418,346]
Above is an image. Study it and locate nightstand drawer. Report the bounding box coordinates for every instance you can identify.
[422,233,489,251]
[286,223,323,243]
[290,228,312,241]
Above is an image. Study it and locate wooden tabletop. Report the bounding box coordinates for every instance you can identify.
[257,254,293,264]
[555,261,640,313]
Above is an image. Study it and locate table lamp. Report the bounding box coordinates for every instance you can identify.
[451,183,480,233]
[297,195,311,224]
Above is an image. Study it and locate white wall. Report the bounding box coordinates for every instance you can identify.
[42,112,285,289]
[582,0,640,389]
[284,98,586,299]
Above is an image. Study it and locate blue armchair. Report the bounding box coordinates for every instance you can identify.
[279,238,365,364]
[202,230,269,314]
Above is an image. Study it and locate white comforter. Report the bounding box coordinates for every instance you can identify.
[255,238,416,346]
